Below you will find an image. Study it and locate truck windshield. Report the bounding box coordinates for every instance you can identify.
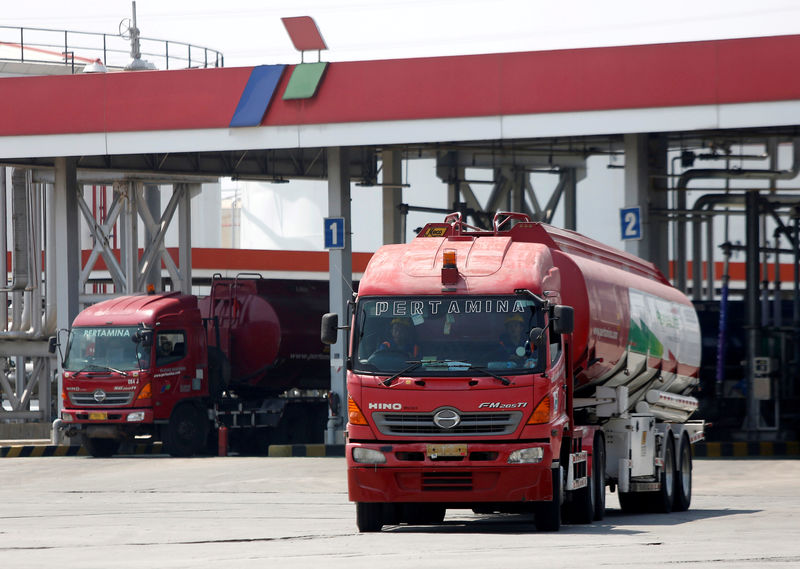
[352,296,545,375]
[63,326,149,372]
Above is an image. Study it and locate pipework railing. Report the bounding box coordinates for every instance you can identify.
[0,25,224,72]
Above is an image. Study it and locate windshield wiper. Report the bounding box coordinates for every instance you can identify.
[71,364,128,377]
[383,361,423,386]
[468,366,511,386]
[382,359,502,386]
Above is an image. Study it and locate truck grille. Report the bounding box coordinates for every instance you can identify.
[374,411,521,437]
[69,392,135,407]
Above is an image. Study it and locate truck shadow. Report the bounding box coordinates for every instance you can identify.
[383,508,758,535]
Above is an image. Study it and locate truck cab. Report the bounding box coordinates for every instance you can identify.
[60,292,210,457]
[326,211,703,532]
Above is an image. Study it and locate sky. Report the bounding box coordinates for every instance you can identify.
[3,0,800,67]
[4,1,800,252]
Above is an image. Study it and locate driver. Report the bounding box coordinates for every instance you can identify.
[375,317,420,359]
[158,336,173,358]
[498,313,530,359]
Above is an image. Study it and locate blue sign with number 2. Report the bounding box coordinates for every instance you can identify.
[620,206,641,240]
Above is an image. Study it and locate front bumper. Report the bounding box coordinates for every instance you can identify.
[347,441,555,504]
[61,407,154,425]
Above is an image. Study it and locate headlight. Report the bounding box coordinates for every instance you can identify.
[352,447,387,464]
[127,411,146,422]
[61,411,73,422]
[508,447,544,464]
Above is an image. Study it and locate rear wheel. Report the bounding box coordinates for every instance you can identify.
[164,403,209,457]
[356,502,384,532]
[82,435,120,458]
[649,436,676,513]
[593,433,607,521]
[535,467,562,531]
[673,434,693,512]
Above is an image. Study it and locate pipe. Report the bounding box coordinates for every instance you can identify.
[688,193,800,300]
[0,174,53,339]
[675,138,800,292]
[0,168,7,332]
[29,183,42,337]
[794,209,800,329]
[715,242,732,398]
[42,183,57,335]
[745,190,761,435]
[773,231,782,328]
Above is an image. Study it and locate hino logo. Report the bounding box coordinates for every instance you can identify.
[433,408,461,430]
[93,389,107,403]
[368,403,402,410]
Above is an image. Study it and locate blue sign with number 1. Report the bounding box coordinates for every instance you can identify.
[324,217,345,249]
[620,206,642,241]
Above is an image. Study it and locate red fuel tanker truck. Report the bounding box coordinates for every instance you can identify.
[57,276,330,457]
[322,212,704,532]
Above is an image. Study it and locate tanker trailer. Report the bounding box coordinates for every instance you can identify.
[323,212,704,532]
[58,275,330,457]
[545,222,704,514]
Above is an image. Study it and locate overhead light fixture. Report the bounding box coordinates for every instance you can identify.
[82,59,108,73]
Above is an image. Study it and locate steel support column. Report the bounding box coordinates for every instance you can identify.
[326,147,352,446]
[143,184,161,291]
[382,150,403,244]
[53,158,80,415]
[563,168,577,231]
[121,182,139,294]
[744,190,762,435]
[624,133,670,277]
[178,184,195,293]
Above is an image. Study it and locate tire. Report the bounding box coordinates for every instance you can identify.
[649,435,676,513]
[673,434,693,512]
[207,347,230,402]
[356,502,384,532]
[535,467,562,531]
[618,490,647,513]
[593,433,607,521]
[82,435,120,458]
[164,403,209,457]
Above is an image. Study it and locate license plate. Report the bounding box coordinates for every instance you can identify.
[88,412,108,420]
[426,443,467,458]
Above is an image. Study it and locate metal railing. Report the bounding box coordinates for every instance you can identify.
[0,25,224,72]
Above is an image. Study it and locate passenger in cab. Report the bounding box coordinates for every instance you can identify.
[375,317,420,359]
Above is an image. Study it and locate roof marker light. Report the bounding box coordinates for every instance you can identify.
[441,249,459,288]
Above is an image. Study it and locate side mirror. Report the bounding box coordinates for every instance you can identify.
[528,327,546,358]
[552,305,574,335]
[321,313,339,345]
[134,329,153,348]
[48,336,57,354]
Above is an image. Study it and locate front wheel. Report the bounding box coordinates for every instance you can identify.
[164,403,209,457]
[356,502,384,532]
[593,433,607,521]
[535,466,562,531]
